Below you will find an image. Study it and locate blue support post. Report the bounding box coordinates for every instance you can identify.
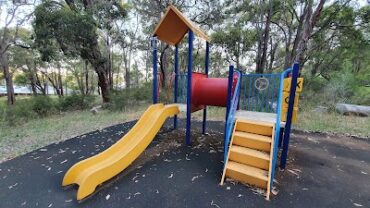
[174,45,179,129]
[223,65,234,149]
[278,127,284,148]
[280,63,300,169]
[151,37,158,104]
[185,30,194,145]
[202,41,210,134]
[225,65,234,121]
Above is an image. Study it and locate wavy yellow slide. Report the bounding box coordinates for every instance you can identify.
[62,104,179,200]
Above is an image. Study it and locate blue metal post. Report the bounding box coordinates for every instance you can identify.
[202,42,210,134]
[185,30,194,145]
[225,65,234,121]
[278,127,284,148]
[151,37,158,104]
[174,45,179,129]
[223,65,234,147]
[280,63,300,169]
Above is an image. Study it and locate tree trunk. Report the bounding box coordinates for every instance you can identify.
[58,65,64,96]
[25,61,38,95]
[82,42,111,101]
[85,60,89,95]
[268,37,278,73]
[44,73,61,97]
[124,52,130,89]
[28,71,38,95]
[106,35,114,89]
[159,44,169,87]
[259,0,273,73]
[256,35,263,73]
[290,10,306,67]
[64,0,111,101]
[1,53,15,105]
[294,0,326,68]
[97,69,110,102]
[283,27,293,69]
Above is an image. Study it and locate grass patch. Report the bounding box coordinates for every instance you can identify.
[295,109,370,138]
[190,106,226,121]
[0,103,148,162]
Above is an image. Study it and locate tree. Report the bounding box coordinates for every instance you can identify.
[0,1,33,105]
[34,0,128,102]
[9,28,38,95]
[294,0,326,67]
[212,25,256,71]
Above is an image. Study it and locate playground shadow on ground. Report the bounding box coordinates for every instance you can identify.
[0,119,369,207]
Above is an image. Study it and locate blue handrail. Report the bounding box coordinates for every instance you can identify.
[269,67,292,190]
[223,70,242,163]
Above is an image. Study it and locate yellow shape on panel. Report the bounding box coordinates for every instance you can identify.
[282,92,299,109]
[281,107,298,123]
[62,104,179,200]
[283,78,304,92]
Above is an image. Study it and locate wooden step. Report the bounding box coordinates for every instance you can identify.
[233,131,271,152]
[225,161,268,189]
[235,119,274,137]
[229,146,270,170]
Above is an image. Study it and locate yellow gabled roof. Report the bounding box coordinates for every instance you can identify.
[153,5,210,45]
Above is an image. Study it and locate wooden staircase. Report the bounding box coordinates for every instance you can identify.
[220,119,275,200]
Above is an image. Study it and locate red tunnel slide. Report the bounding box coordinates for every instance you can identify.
[191,72,238,111]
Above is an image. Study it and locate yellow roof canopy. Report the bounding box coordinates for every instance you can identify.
[153,5,210,45]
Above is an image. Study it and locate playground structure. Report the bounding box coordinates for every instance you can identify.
[62,6,302,201]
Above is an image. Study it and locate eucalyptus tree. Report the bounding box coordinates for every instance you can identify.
[0,0,34,105]
[34,0,128,102]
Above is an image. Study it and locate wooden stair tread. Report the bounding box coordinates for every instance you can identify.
[227,161,268,181]
[230,145,270,161]
[235,120,274,137]
[236,119,274,127]
[233,131,272,143]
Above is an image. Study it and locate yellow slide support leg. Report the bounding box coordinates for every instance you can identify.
[62,104,179,200]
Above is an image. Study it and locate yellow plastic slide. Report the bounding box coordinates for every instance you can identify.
[62,104,179,200]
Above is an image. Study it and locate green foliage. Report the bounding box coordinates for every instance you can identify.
[301,69,370,111]
[58,94,96,111]
[1,100,37,125]
[212,25,256,69]
[0,94,96,125]
[13,73,28,86]
[353,87,370,105]
[1,96,56,125]
[32,96,57,116]
[34,1,128,62]
[34,2,97,61]
[110,84,152,111]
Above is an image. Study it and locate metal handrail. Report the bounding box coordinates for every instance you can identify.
[223,70,242,163]
[269,67,292,189]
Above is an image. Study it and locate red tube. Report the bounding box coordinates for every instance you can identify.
[193,77,228,107]
[190,72,238,109]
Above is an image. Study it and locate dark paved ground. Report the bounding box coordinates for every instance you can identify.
[0,119,369,208]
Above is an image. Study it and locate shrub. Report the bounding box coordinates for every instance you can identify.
[32,96,56,116]
[58,94,96,111]
[109,90,129,111]
[2,101,37,125]
[352,86,370,105]
[109,84,152,111]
